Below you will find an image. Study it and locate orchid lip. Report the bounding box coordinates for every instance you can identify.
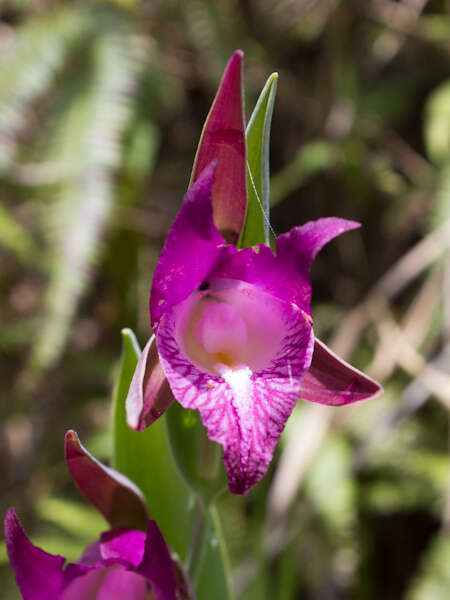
[174,278,291,377]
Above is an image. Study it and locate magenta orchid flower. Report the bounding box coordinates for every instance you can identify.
[128,163,381,495]
[126,51,382,495]
[4,509,187,600]
[5,431,193,599]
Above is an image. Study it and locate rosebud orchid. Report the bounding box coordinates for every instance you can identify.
[126,52,382,495]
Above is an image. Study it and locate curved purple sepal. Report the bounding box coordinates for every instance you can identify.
[126,335,174,430]
[298,337,383,405]
[135,520,178,600]
[65,431,148,531]
[150,163,232,329]
[191,50,246,243]
[4,508,66,600]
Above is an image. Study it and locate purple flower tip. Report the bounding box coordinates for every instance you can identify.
[190,50,246,243]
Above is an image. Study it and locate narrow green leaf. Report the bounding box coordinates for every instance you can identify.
[424,79,450,165]
[240,73,278,248]
[111,328,192,559]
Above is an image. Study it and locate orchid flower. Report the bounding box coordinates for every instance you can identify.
[126,52,382,495]
[128,163,381,495]
[5,431,193,600]
[4,509,185,600]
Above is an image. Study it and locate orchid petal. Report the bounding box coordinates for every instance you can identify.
[4,508,65,600]
[299,337,383,405]
[126,335,174,430]
[150,162,233,329]
[99,529,146,568]
[156,288,314,494]
[276,217,360,313]
[209,218,359,315]
[135,520,178,600]
[190,50,246,243]
[65,430,148,531]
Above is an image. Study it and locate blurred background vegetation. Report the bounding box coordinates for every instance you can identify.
[0,0,450,598]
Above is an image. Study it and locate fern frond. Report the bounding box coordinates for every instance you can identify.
[0,7,90,171]
[29,25,148,372]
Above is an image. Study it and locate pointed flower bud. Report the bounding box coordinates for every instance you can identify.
[190,50,246,244]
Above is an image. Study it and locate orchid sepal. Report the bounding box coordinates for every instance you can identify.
[65,430,149,531]
[125,334,175,431]
[298,337,383,405]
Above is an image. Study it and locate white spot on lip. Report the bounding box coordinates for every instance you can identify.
[287,361,293,386]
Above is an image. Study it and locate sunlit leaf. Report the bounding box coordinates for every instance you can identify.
[240,73,278,247]
[424,79,450,165]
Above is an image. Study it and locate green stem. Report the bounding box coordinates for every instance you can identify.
[186,500,210,581]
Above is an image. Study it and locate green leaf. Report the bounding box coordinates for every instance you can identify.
[111,328,192,559]
[166,402,226,506]
[240,73,278,248]
[195,507,233,600]
[424,79,450,165]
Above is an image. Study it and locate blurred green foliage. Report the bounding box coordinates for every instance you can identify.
[1,1,450,599]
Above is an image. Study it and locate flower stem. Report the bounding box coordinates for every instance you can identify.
[186,500,210,581]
